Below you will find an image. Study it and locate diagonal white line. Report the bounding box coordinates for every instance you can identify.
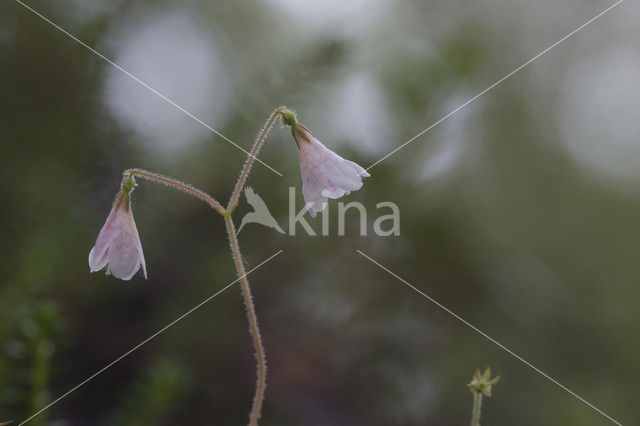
[364,0,623,173]
[356,250,623,426]
[12,0,283,177]
[18,249,284,426]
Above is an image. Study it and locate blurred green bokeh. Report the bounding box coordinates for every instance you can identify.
[1,0,638,424]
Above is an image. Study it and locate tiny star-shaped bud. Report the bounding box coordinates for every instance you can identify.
[468,367,500,397]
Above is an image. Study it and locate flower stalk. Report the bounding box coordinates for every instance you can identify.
[227,106,288,212]
[123,168,226,215]
[224,215,266,425]
[471,391,482,426]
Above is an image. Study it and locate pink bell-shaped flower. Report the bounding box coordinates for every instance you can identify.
[89,178,147,280]
[291,123,370,217]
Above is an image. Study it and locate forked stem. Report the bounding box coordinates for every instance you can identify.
[122,106,289,425]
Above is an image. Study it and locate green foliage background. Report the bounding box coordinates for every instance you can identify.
[1,0,638,424]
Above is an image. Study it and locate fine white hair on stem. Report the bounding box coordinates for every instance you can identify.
[227,106,288,211]
[233,121,270,192]
[124,168,225,213]
[100,106,294,426]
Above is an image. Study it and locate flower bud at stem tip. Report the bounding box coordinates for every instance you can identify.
[122,175,136,193]
[281,109,297,127]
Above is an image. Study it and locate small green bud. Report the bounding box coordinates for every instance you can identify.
[281,109,297,127]
[122,175,136,193]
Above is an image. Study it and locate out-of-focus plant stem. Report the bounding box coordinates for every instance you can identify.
[471,392,482,426]
[28,336,49,426]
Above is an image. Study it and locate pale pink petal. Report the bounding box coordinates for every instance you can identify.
[129,212,147,279]
[347,160,370,178]
[89,191,146,280]
[88,246,109,272]
[322,157,365,193]
[300,162,331,216]
[137,241,147,279]
[295,127,369,216]
[88,206,119,272]
[106,230,141,280]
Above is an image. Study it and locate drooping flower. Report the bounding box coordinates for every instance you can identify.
[285,113,370,217]
[88,177,147,280]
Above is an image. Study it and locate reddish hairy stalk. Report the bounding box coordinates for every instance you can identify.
[123,168,226,214]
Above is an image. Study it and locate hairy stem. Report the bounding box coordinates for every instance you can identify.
[123,168,226,214]
[224,215,267,426]
[124,106,290,425]
[227,106,287,212]
[471,392,483,426]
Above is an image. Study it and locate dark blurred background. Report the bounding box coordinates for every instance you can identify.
[1,0,638,424]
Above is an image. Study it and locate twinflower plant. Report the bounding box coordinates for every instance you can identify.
[88,106,369,425]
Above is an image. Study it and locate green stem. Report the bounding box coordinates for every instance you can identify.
[224,215,266,426]
[471,392,483,426]
[29,336,50,426]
